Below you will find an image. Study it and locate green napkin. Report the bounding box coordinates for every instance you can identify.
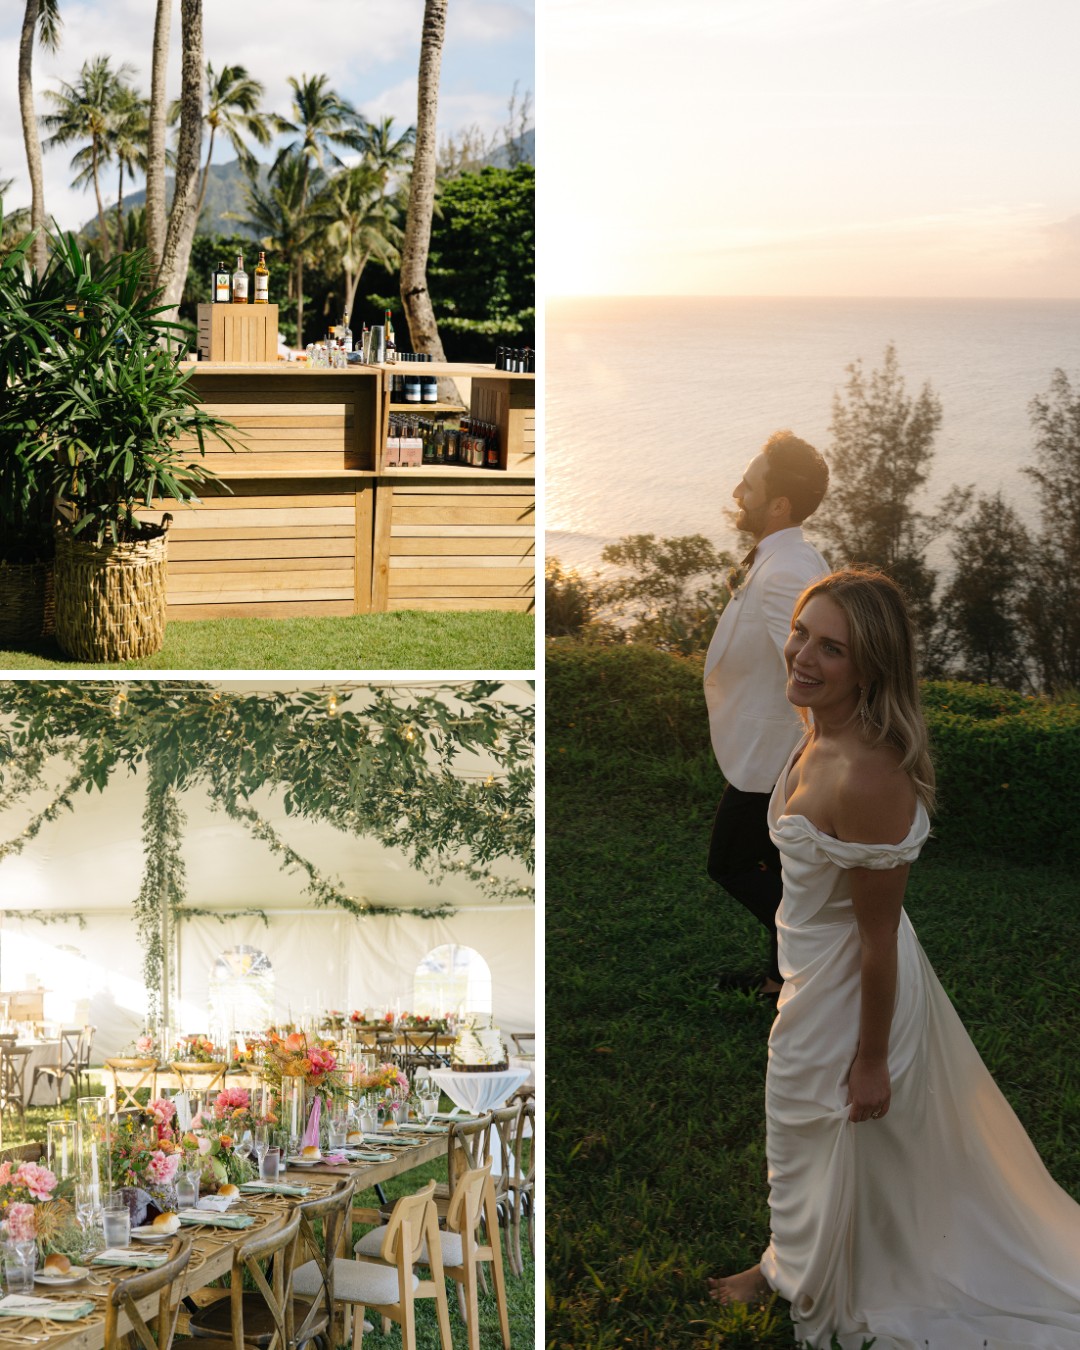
[399,1123,449,1134]
[0,1295,96,1320]
[178,1209,255,1229]
[93,1249,169,1268]
[240,1181,311,1197]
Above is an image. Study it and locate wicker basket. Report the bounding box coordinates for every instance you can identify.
[0,560,55,647]
[54,524,169,663]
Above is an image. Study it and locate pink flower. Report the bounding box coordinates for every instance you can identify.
[0,1162,12,1187]
[136,1034,155,1055]
[146,1151,180,1184]
[213,1087,251,1118]
[196,1135,213,1156]
[15,1162,57,1201]
[148,1097,176,1125]
[6,1203,36,1241]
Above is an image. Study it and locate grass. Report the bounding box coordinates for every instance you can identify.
[3,1092,534,1350]
[546,641,1080,1349]
[0,609,536,671]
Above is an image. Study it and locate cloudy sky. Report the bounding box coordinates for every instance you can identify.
[1,0,533,231]
[542,0,1080,297]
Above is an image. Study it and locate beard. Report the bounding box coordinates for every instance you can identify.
[735,501,768,539]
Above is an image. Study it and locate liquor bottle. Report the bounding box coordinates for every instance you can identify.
[231,254,248,304]
[213,260,230,303]
[342,314,353,354]
[253,251,269,304]
[385,309,396,362]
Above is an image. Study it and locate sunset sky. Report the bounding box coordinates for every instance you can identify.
[1,0,532,232]
[542,0,1080,298]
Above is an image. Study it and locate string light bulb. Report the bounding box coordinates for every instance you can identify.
[110,690,128,719]
[327,693,339,718]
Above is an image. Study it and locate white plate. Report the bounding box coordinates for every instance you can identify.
[284,1156,321,1167]
[34,1266,89,1285]
[131,1227,177,1243]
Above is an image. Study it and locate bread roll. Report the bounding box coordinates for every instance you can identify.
[301,1145,322,1159]
[218,1183,239,1198]
[151,1212,181,1233]
[43,1253,72,1275]
[346,1130,363,1144]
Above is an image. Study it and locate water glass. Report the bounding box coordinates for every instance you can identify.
[327,1113,347,1149]
[421,1093,440,1122]
[3,1240,35,1294]
[260,1147,280,1181]
[176,1169,199,1209]
[101,1196,130,1248]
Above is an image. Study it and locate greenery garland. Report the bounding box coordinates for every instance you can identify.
[0,680,534,1012]
[0,909,87,929]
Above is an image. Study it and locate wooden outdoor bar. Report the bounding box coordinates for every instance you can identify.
[140,361,535,620]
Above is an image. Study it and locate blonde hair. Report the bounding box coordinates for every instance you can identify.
[793,566,936,813]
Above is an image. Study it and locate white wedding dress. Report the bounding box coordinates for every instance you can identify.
[759,745,1080,1349]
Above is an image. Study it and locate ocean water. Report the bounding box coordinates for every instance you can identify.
[546,296,1080,576]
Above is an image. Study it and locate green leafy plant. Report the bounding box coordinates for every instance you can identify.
[0,225,237,546]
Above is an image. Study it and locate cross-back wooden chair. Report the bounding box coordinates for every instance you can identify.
[0,1044,32,1125]
[75,1024,96,1097]
[483,1105,520,1267]
[30,1027,82,1104]
[173,1206,301,1350]
[104,1056,159,1112]
[396,1029,447,1076]
[170,1060,229,1096]
[103,1235,193,1350]
[510,1032,535,1056]
[507,1097,535,1275]
[346,1180,452,1350]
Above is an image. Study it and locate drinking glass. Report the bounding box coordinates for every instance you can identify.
[260,1146,280,1182]
[176,1168,199,1209]
[101,1195,130,1248]
[75,1179,97,1231]
[327,1113,347,1150]
[253,1125,269,1171]
[3,1241,35,1294]
[420,1093,440,1123]
[235,1129,253,1164]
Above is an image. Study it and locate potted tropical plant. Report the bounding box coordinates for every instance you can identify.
[0,229,236,662]
[0,214,58,647]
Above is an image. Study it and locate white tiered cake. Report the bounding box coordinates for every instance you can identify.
[452,1017,508,1072]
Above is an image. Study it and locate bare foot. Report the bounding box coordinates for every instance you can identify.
[707,1263,769,1304]
[760,978,782,995]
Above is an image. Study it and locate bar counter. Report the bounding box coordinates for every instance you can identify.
[140,362,534,619]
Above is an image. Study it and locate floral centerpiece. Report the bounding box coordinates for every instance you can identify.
[110,1109,184,1203]
[262,1032,347,1104]
[0,1160,70,1249]
[174,1033,219,1064]
[355,1062,409,1096]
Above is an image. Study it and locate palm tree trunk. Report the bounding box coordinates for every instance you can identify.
[18,0,48,275]
[401,0,460,400]
[91,138,111,262]
[295,256,305,346]
[115,160,124,253]
[400,0,448,364]
[145,0,170,275]
[194,124,217,225]
[157,0,204,321]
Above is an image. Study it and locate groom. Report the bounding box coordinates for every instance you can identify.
[704,431,829,997]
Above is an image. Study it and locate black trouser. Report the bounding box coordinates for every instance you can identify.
[707,782,782,985]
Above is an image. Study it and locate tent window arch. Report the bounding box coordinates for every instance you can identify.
[209,945,274,1035]
[414,944,491,1019]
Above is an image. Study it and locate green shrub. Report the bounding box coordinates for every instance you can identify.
[548,644,1080,862]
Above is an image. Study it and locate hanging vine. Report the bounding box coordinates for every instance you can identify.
[134,757,187,1024]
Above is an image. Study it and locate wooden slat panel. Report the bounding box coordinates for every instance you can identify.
[168,508,355,529]
[168,600,357,621]
[387,480,533,495]
[171,556,353,574]
[391,507,534,525]
[385,493,532,509]
[169,583,354,603]
[175,525,355,541]
[388,567,534,587]
[389,524,534,537]
[388,554,535,569]
[170,537,353,561]
[200,453,360,473]
[384,537,534,555]
[387,585,535,598]
[205,403,354,417]
[171,566,353,590]
[386,597,533,612]
[355,487,374,613]
[371,482,393,610]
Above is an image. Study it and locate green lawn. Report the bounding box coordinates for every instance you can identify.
[0,609,536,671]
[547,641,1080,1349]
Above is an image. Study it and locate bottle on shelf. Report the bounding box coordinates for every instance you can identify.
[385,309,396,362]
[213,260,230,303]
[253,251,269,303]
[231,254,248,304]
[342,314,353,354]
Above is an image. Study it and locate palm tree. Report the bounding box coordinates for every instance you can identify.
[145,0,170,273]
[0,177,33,253]
[273,74,366,208]
[401,1,450,363]
[18,0,61,274]
[156,0,205,317]
[41,54,134,261]
[171,63,272,227]
[241,150,331,344]
[319,163,403,330]
[107,85,148,254]
[360,115,415,194]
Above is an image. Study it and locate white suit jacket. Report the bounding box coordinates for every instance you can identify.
[703,527,829,793]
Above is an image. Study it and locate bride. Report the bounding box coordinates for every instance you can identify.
[710,567,1080,1349]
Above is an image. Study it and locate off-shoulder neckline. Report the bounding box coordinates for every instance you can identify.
[777,736,925,848]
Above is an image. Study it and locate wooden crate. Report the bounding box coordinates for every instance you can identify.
[197,303,279,363]
[470,377,535,472]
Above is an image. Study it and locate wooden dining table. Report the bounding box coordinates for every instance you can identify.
[1,1131,448,1349]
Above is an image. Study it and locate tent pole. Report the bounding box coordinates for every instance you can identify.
[160,870,171,1045]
